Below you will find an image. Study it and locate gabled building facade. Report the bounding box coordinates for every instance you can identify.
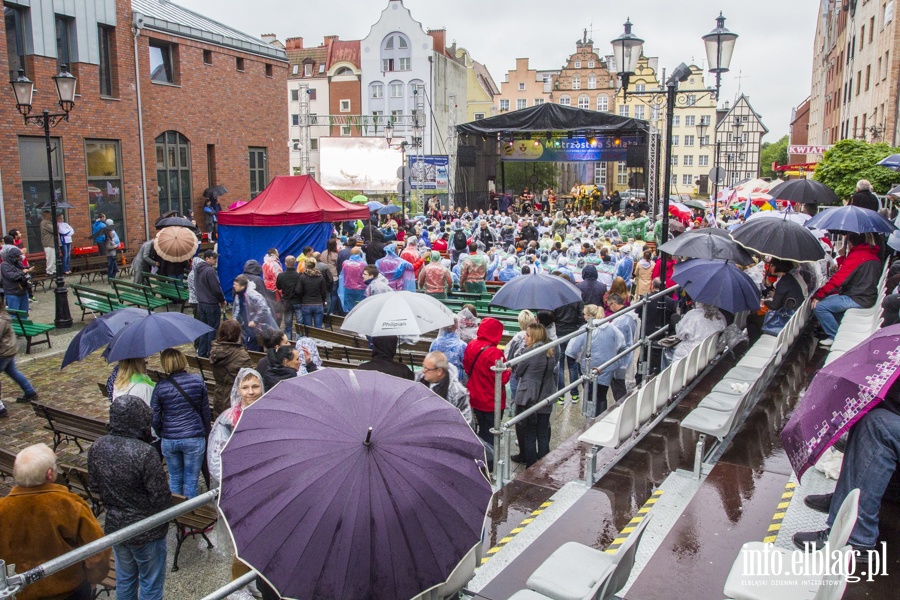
[456,47,499,122]
[494,58,556,114]
[715,95,769,187]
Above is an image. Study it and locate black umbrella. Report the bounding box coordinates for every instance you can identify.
[203,185,228,200]
[155,216,196,229]
[732,215,825,262]
[657,228,753,265]
[766,179,840,205]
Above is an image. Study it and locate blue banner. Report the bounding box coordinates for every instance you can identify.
[500,136,644,162]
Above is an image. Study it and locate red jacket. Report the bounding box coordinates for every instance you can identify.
[815,243,880,299]
[463,318,510,412]
[651,258,677,291]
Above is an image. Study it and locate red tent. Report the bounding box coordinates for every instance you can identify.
[218,175,370,226]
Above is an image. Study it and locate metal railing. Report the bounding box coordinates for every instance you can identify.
[490,285,679,487]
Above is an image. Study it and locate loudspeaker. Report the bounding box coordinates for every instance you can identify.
[458,145,476,167]
[626,145,646,168]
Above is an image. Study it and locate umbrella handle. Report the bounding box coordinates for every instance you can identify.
[364,426,373,446]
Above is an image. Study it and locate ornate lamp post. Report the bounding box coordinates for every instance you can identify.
[10,66,77,328]
[385,121,408,221]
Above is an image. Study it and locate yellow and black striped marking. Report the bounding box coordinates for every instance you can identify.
[480,501,554,565]
[763,481,796,543]
[606,489,664,555]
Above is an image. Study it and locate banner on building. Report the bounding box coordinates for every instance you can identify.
[500,136,644,162]
[407,155,449,192]
[788,145,833,155]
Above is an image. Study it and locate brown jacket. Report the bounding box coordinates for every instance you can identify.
[209,341,252,417]
[0,311,17,358]
[0,484,110,600]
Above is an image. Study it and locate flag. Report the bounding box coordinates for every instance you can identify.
[743,198,753,220]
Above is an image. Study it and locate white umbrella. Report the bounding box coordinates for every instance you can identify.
[341,291,455,337]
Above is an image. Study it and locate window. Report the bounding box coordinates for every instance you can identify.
[517,99,527,110]
[203,49,212,65]
[683,155,694,166]
[572,75,580,90]
[885,52,890,79]
[308,89,317,100]
[635,105,645,119]
[856,70,861,94]
[518,82,525,91]
[19,136,67,249]
[155,132,191,216]
[309,113,318,125]
[291,138,300,150]
[249,147,268,198]
[500,99,510,111]
[682,174,693,185]
[265,64,273,77]
[578,95,589,109]
[699,155,709,166]
[860,25,865,49]
[671,135,679,146]
[618,105,629,117]
[671,174,678,185]
[671,155,678,166]
[635,83,646,92]
[382,33,410,75]
[310,139,318,151]
[574,61,581,69]
[673,116,681,126]
[617,161,628,185]
[534,98,544,106]
[291,114,299,126]
[341,126,351,136]
[236,57,245,72]
[291,89,299,101]
[559,95,571,106]
[870,16,875,41]
[55,16,74,73]
[685,95,696,106]
[651,106,661,121]
[5,6,27,80]
[474,112,485,120]
[588,60,595,68]
[684,135,695,146]
[398,57,410,71]
[207,144,217,186]
[318,64,325,75]
[292,65,299,75]
[98,26,114,97]
[371,83,384,98]
[340,99,351,112]
[597,95,609,111]
[390,83,403,97]
[335,67,352,75]
[588,74,596,89]
[595,162,606,186]
[371,111,383,124]
[865,64,871,90]
[685,115,696,126]
[700,115,711,125]
[149,41,175,83]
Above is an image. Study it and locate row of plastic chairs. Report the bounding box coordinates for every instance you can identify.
[579,332,721,485]
[680,295,814,477]
[824,262,889,362]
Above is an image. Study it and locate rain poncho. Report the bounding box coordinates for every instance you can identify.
[497,257,521,282]
[418,252,453,294]
[337,253,367,311]
[429,327,469,382]
[456,308,479,343]
[262,253,283,294]
[566,323,625,386]
[294,337,322,376]
[365,272,393,297]
[459,251,488,285]
[375,244,416,291]
[207,367,263,485]
[232,280,278,332]
[186,256,205,305]
[615,252,634,285]
[611,311,640,379]
[553,257,575,283]
[672,303,726,362]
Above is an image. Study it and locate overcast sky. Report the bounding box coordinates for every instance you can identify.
[175,0,817,139]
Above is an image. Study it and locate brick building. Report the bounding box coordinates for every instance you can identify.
[0,0,287,253]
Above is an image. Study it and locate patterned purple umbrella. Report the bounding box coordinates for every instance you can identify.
[781,324,900,479]
[218,369,492,600]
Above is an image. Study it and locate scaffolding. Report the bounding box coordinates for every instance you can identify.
[447,94,458,208]
[297,84,311,176]
[647,122,660,219]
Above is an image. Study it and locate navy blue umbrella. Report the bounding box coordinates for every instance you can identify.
[805,205,896,234]
[104,312,215,362]
[489,272,582,310]
[61,308,148,368]
[876,154,900,171]
[672,259,761,313]
[378,204,401,215]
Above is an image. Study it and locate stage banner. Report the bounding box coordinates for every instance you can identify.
[408,155,450,192]
[501,136,644,162]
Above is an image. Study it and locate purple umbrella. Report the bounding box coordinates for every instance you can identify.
[781,324,900,479]
[218,369,492,600]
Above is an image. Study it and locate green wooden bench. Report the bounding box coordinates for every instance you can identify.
[145,273,189,311]
[110,279,170,313]
[70,284,125,321]
[8,308,55,353]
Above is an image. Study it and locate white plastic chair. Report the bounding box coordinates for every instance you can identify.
[669,357,688,393]
[685,343,703,382]
[724,545,852,600]
[578,392,639,449]
[635,383,654,426]
[411,543,479,600]
[653,366,672,411]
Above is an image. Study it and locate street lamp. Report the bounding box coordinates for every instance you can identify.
[385,122,407,222]
[10,66,76,329]
[698,120,724,215]
[611,14,737,286]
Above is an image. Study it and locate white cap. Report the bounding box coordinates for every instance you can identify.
[621,244,632,254]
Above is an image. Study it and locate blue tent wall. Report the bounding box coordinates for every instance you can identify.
[218,223,332,301]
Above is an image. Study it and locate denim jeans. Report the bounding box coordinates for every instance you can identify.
[342,289,366,313]
[113,536,167,600]
[0,356,35,396]
[557,340,582,395]
[161,437,206,498]
[284,303,300,340]
[107,255,119,280]
[5,294,28,315]
[814,294,861,339]
[194,303,221,358]
[329,289,343,315]
[61,243,71,273]
[300,303,324,328]
[827,408,900,547]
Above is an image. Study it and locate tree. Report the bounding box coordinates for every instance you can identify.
[759,135,788,179]
[498,161,560,194]
[814,139,900,199]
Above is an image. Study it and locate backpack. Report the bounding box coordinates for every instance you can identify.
[453,230,468,251]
